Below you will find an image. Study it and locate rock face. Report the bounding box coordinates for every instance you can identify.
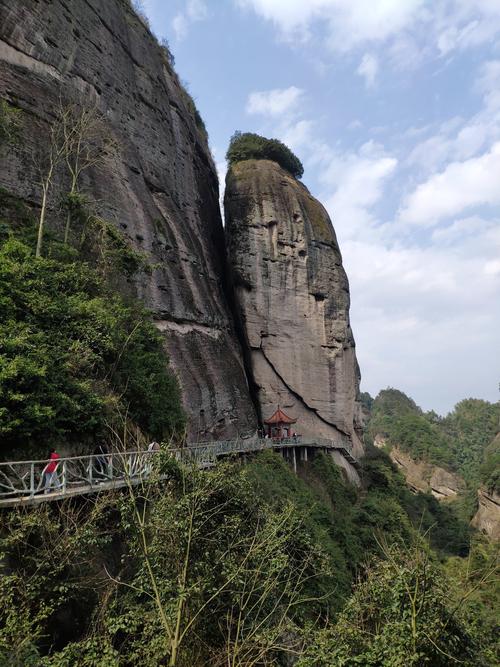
[389,446,465,500]
[224,159,364,464]
[0,0,256,439]
[471,487,500,541]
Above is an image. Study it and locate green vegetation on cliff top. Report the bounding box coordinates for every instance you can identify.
[226,131,304,178]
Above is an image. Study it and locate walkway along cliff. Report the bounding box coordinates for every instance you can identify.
[0,0,364,473]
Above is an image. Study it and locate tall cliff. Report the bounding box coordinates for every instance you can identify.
[0,0,256,439]
[225,159,364,462]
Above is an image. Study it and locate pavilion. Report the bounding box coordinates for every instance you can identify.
[263,407,297,440]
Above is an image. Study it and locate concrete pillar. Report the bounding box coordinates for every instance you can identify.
[291,447,297,474]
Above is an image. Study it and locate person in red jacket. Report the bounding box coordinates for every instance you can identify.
[43,448,60,494]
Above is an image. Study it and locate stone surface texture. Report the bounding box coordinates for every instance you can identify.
[389,446,466,500]
[225,159,364,462]
[0,0,256,439]
[471,487,500,541]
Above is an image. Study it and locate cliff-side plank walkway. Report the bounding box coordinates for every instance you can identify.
[0,437,357,508]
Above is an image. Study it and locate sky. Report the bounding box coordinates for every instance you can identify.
[139,0,500,415]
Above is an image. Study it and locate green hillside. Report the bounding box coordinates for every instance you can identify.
[366,388,500,494]
[1,450,498,666]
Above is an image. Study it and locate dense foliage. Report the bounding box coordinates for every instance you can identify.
[443,399,500,491]
[299,541,495,667]
[366,388,500,492]
[480,434,500,493]
[0,237,184,455]
[226,131,304,178]
[1,452,496,666]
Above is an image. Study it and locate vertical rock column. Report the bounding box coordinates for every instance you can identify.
[225,159,364,463]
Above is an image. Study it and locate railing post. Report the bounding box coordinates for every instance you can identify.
[30,464,35,497]
[62,460,67,494]
[108,455,113,481]
[88,459,93,487]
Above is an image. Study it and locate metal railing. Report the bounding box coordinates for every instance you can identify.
[0,436,354,504]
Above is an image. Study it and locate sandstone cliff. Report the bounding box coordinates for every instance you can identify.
[471,487,500,541]
[0,0,256,439]
[224,159,364,468]
[388,446,465,500]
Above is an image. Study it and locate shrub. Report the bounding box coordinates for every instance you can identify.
[298,540,489,667]
[0,99,21,146]
[226,131,304,178]
[0,238,184,454]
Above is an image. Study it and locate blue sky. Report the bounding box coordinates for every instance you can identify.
[140,0,500,414]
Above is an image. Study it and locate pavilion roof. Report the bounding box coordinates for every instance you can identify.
[264,407,296,425]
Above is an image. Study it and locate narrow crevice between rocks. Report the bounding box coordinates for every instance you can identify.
[223,285,262,426]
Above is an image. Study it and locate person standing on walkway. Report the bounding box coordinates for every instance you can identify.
[43,448,60,494]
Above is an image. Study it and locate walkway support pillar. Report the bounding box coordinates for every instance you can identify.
[292,447,297,474]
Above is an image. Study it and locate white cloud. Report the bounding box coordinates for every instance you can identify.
[237,0,500,68]
[172,13,188,40]
[279,120,314,155]
[342,222,500,412]
[476,59,500,111]
[476,59,500,95]
[237,0,425,53]
[400,142,500,226]
[190,0,207,18]
[320,141,397,238]
[172,0,207,40]
[246,86,304,116]
[357,53,379,88]
[405,58,500,180]
[430,216,494,243]
[484,259,500,276]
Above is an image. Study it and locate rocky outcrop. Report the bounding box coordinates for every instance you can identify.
[389,446,465,500]
[224,159,364,464]
[0,0,256,439]
[373,434,388,449]
[471,487,500,541]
